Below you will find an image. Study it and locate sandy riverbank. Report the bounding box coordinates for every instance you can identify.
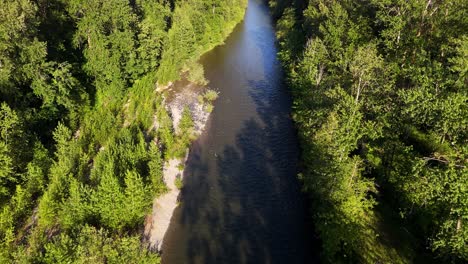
[144,80,213,252]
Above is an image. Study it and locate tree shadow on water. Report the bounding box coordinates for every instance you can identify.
[161,78,319,264]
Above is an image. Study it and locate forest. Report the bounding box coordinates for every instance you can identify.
[1,0,466,263]
[0,0,246,262]
[270,0,467,263]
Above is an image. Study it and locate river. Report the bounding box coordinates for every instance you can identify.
[161,1,316,263]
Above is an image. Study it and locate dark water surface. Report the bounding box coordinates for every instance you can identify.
[161,1,316,263]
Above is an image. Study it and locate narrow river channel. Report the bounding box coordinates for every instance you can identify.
[161,1,316,263]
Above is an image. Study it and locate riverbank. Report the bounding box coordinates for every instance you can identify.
[144,80,214,251]
[158,1,317,262]
[143,3,247,252]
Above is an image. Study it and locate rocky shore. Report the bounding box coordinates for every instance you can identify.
[144,80,213,252]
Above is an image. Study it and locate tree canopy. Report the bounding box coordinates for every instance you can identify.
[0,0,246,262]
[271,0,467,262]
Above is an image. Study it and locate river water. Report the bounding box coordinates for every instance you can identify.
[161,1,315,263]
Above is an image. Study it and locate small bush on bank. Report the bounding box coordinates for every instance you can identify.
[204,90,218,101]
[174,176,183,190]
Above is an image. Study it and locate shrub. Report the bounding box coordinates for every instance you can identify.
[204,90,218,101]
[174,176,183,190]
[206,104,214,113]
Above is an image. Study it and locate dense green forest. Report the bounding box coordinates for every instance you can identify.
[270,0,467,263]
[0,0,246,262]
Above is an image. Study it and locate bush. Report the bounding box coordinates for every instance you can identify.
[205,104,214,113]
[174,176,183,190]
[204,90,218,101]
[177,162,185,171]
[186,61,208,85]
[197,94,204,104]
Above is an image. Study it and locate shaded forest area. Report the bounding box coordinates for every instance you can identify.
[0,0,246,262]
[270,0,467,263]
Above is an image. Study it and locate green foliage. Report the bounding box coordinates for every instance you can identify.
[186,61,208,85]
[59,178,89,230]
[157,104,175,154]
[0,142,13,198]
[0,0,47,99]
[126,75,160,129]
[123,170,151,228]
[197,89,218,113]
[204,89,219,101]
[0,0,246,260]
[206,104,214,113]
[0,103,20,145]
[31,62,88,119]
[92,161,125,230]
[157,5,197,84]
[25,142,52,196]
[177,162,185,172]
[42,225,160,263]
[148,143,166,195]
[136,0,171,77]
[69,0,139,96]
[275,7,304,66]
[174,176,183,190]
[168,107,195,158]
[0,103,30,198]
[179,107,195,138]
[272,0,468,262]
[157,0,248,84]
